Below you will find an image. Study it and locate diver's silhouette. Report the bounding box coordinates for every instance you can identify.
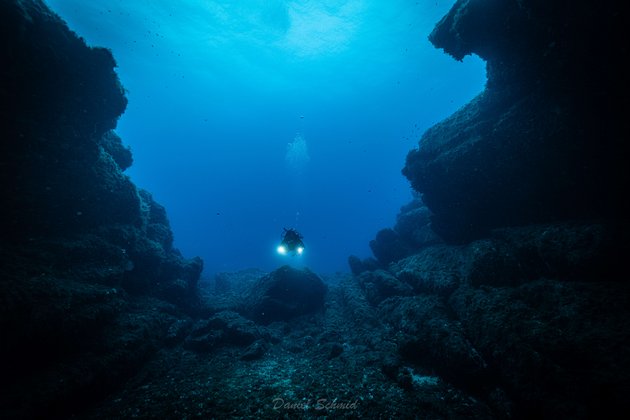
[277,228,305,255]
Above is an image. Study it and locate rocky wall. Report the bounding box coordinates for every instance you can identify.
[1,1,203,417]
[402,0,628,242]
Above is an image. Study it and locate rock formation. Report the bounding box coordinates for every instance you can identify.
[242,265,327,325]
[403,0,628,242]
[355,0,630,417]
[3,0,629,418]
[1,1,202,417]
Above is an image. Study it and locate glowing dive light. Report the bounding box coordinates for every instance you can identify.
[297,246,304,255]
[277,245,287,255]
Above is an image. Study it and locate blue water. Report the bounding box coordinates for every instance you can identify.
[45,0,485,275]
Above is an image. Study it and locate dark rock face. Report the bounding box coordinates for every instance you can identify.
[379,296,487,389]
[403,0,628,242]
[378,5,630,412]
[243,265,327,325]
[2,0,134,239]
[0,1,202,417]
[1,0,202,300]
[366,221,626,303]
[449,280,630,418]
[356,222,630,417]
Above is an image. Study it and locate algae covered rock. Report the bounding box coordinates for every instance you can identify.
[243,265,327,325]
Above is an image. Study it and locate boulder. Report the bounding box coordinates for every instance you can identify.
[356,269,413,305]
[243,265,327,325]
[393,199,441,250]
[390,245,463,297]
[369,228,413,266]
[347,255,379,276]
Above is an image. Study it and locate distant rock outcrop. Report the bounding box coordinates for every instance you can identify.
[403,0,628,242]
[368,197,442,266]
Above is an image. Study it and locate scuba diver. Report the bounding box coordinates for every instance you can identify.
[277,228,305,255]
